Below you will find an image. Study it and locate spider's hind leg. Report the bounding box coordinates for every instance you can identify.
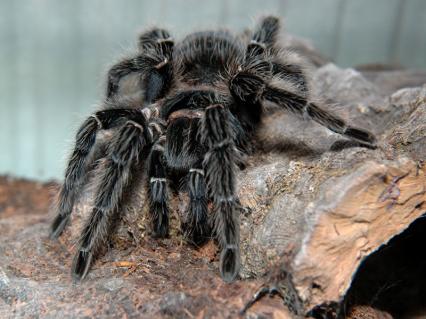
[262,84,377,148]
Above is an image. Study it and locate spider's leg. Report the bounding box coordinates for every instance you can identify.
[199,104,240,282]
[246,16,309,92]
[262,84,377,147]
[106,58,141,98]
[138,28,173,52]
[106,55,173,101]
[248,15,280,56]
[244,15,307,93]
[180,118,210,245]
[50,116,98,239]
[147,136,170,238]
[50,108,144,239]
[182,161,210,245]
[240,286,270,315]
[72,117,150,280]
[106,34,174,101]
[271,57,309,94]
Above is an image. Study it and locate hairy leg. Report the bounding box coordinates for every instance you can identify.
[262,85,376,147]
[106,28,174,101]
[199,104,240,282]
[246,16,309,93]
[247,15,280,56]
[182,161,210,245]
[147,137,170,238]
[72,118,149,280]
[106,55,173,102]
[231,69,376,148]
[50,108,145,239]
[138,28,173,52]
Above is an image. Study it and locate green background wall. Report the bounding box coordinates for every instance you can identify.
[1,0,425,180]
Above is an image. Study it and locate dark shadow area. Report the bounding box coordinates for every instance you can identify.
[254,138,322,158]
[343,213,426,319]
[330,139,377,152]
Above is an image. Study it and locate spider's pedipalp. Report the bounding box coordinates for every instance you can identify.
[182,163,210,245]
[164,117,202,172]
[147,139,170,238]
[161,90,220,119]
[72,119,148,280]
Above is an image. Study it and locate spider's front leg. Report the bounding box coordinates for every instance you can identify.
[50,108,145,239]
[72,114,152,280]
[199,104,240,282]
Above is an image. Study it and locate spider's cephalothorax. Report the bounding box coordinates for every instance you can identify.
[50,16,376,283]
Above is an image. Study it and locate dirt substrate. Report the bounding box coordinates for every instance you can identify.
[1,177,410,319]
[0,176,296,318]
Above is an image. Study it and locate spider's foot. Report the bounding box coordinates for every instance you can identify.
[219,245,240,283]
[344,127,377,149]
[240,286,272,315]
[71,250,94,281]
[150,210,169,238]
[151,228,169,239]
[240,271,304,316]
[49,213,70,239]
[182,197,211,245]
[151,222,169,238]
[306,301,341,319]
[182,220,211,246]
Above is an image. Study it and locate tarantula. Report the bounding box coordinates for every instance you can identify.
[49,16,376,283]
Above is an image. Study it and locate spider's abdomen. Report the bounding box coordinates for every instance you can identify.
[175,31,244,85]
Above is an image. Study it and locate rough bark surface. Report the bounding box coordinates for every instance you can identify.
[1,40,426,318]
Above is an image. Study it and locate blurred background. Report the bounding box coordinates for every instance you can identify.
[0,0,425,181]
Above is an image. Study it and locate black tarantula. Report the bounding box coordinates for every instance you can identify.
[50,16,376,283]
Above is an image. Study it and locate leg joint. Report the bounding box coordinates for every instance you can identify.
[217,196,236,203]
[125,120,144,132]
[150,177,167,183]
[209,138,233,151]
[189,168,204,176]
[205,104,224,110]
[90,114,103,129]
